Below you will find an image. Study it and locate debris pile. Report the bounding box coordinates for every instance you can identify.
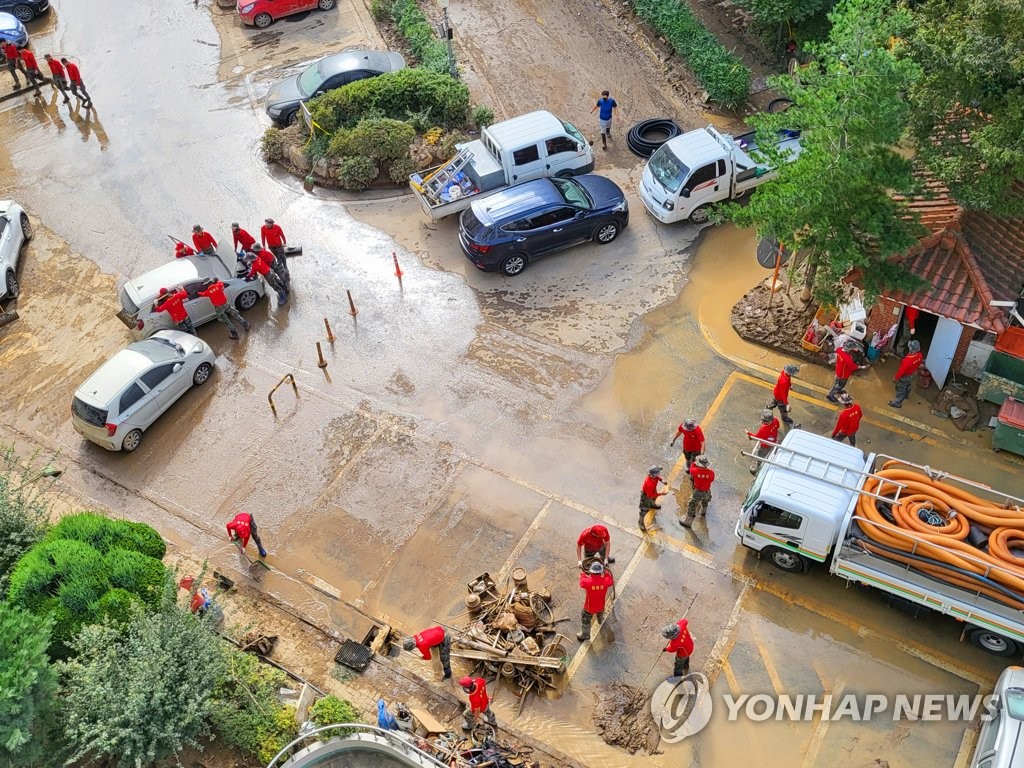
[593,682,660,754]
[449,570,571,714]
[414,731,541,768]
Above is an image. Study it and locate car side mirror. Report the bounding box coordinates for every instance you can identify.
[575,210,586,219]
[173,363,183,372]
[680,188,691,198]
[588,140,594,147]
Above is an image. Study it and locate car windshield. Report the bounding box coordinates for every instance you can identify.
[551,178,592,210]
[648,145,690,194]
[1006,688,1024,720]
[297,62,326,97]
[562,120,585,145]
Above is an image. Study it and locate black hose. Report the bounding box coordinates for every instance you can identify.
[848,526,1024,606]
[627,118,682,158]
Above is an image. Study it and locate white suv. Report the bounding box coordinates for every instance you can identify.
[71,330,216,452]
[971,666,1024,768]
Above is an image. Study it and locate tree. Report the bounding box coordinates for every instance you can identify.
[0,604,58,767]
[0,453,52,593]
[906,0,1024,215]
[56,596,225,768]
[728,0,927,305]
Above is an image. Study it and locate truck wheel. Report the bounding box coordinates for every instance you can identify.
[689,205,712,224]
[766,546,805,573]
[968,627,1017,656]
[500,254,527,277]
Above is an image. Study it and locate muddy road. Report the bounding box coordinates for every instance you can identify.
[0,1,1018,767]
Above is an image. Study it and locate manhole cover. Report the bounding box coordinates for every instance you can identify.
[335,639,373,671]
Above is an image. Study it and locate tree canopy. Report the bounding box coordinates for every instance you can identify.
[728,0,927,305]
[0,603,57,767]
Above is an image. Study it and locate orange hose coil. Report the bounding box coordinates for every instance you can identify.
[853,464,1024,609]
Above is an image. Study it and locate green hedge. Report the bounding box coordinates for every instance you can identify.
[308,68,470,133]
[327,117,416,161]
[388,0,450,74]
[8,513,168,654]
[631,0,750,109]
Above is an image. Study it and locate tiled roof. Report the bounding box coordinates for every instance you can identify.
[883,187,1024,334]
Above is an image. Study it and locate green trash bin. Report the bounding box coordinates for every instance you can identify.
[992,397,1024,456]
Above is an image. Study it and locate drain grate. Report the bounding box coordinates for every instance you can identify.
[334,639,374,671]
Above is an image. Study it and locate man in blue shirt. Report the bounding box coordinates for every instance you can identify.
[591,90,618,149]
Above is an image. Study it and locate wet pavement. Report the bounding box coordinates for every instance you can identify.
[0,3,1020,768]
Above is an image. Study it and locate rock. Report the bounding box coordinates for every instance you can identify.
[287,145,311,173]
[312,158,329,179]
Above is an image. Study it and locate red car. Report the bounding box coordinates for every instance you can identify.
[238,0,335,28]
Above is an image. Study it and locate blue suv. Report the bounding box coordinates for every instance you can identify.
[459,175,628,276]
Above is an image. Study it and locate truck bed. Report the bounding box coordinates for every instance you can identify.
[833,519,1024,644]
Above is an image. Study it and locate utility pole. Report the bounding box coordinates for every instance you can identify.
[438,0,458,80]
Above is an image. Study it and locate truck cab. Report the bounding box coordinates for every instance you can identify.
[736,430,869,572]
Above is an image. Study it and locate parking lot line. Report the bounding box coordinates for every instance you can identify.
[704,581,749,685]
[799,677,847,768]
[721,659,741,697]
[953,727,978,768]
[750,622,787,696]
[495,500,552,584]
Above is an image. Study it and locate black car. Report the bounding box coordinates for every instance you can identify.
[459,175,628,277]
[264,49,405,126]
[0,0,47,22]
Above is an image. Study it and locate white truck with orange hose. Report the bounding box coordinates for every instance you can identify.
[738,429,1024,656]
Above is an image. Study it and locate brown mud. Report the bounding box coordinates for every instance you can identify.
[592,683,660,754]
[731,277,824,365]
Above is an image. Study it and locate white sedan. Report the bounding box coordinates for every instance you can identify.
[0,200,32,300]
[71,330,216,452]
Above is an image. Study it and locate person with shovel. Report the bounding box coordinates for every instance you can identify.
[662,619,694,679]
[639,466,667,533]
[226,511,268,558]
[459,676,497,731]
[767,363,800,427]
[403,625,452,679]
[670,418,705,472]
[746,409,780,474]
[578,560,614,642]
[577,524,614,568]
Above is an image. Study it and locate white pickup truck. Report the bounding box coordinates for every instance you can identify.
[410,110,594,220]
[738,429,1024,656]
[639,125,802,224]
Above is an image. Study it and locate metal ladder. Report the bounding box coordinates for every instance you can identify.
[415,148,473,201]
[746,438,906,503]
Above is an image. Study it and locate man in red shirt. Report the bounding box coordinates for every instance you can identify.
[154,287,196,334]
[260,217,290,286]
[767,363,800,426]
[577,560,614,641]
[670,418,705,471]
[459,676,496,730]
[245,251,288,305]
[174,241,196,258]
[226,511,268,558]
[827,341,865,403]
[831,392,863,446]
[43,54,70,104]
[662,619,695,678]
[250,243,288,288]
[889,339,923,409]
[192,224,218,255]
[402,625,452,679]
[746,409,780,474]
[18,47,43,96]
[639,465,666,533]
[682,456,714,528]
[576,524,614,567]
[231,222,256,255]
[3,41,21,90]
[199,278,250,339]
[60,57,91,107]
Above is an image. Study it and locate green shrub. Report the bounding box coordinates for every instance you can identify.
[0,464,50,594]
[387,155,418,184]
[388,0,450,73]
[349,118,416,162]
[472,105,495,131]
[105,549,166,606]
[309,694,361,728]
[8,514,168,654]
[95,588,143,628]
[369,0,394,20]
[309,68,470,133]
[45,513,166,559]
[262,127,287,162]
[210,648,299,764]
[336,156,379,190]
[631,0,750,108]
[438,130,469,160]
